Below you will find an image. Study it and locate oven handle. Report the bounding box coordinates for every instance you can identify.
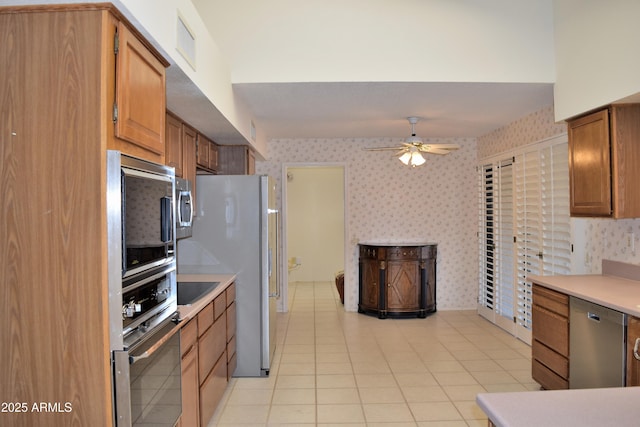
[129,318,181,364]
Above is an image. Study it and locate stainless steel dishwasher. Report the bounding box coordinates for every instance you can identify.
[569,296,627,388]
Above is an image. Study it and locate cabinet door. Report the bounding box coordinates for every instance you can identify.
[386,260,420,311]
[627,316,640,386]
[568,109,612,216]
[208,140,219,171]
[165,112,183,176]
[181,339,199,427]
[114,21,166,159]
[196,133,210,169]
[360,259,379,310]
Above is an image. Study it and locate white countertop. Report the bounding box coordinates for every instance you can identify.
[176,273,236,321]
[528,273,640,317]
[477,387,640,427]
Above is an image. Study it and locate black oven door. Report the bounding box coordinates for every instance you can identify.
[113,318,182,427]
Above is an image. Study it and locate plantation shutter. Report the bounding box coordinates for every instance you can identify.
[514,140,571,343]
[478,164,495,315]
[479,135,570,343]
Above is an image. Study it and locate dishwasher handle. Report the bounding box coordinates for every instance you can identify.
[634,338,640,361]
[587,312,601,322]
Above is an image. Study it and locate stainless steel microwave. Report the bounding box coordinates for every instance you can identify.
[107,151,176,279]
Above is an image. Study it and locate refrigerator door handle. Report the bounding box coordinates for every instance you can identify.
[268,208,280,299]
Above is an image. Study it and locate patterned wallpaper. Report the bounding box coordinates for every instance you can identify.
[477,105,567,160]
[256,104,640,312]
[256,137,478,311]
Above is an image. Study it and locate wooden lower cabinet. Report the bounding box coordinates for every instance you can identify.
[200,351,228,426]
[531,284,570,389]
[358,244,437,318]
[181,319,199,427]
[627,315,640,386]
[181,283,236,426]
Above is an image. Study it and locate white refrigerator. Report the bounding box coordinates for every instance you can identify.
[177,175,279,377]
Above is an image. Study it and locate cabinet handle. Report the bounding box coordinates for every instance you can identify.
[634,338,640,361]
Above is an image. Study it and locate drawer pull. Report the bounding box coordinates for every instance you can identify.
[634,338,640,361]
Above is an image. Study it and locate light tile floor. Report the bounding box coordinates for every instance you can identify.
[209,281,539,426]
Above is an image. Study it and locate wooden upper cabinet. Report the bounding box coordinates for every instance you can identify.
[568,104,640,218]
[568,109,612,216]
[196,133,219,173]
[111,21,167,163]
[166,112,183,176]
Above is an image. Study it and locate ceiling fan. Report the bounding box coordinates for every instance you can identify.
[365,117,460,167]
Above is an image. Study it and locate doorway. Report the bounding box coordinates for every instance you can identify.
[280,164,346,312]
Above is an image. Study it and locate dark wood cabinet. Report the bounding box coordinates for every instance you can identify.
[531,284,570,390]
[218,145,255,175]
[358,244,436,318]
[568,104,640,218]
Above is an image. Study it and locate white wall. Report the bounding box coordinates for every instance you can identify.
[286,167,345,283]
[553,0,640,120]
[256,137,478,312]
[194,0,555,84]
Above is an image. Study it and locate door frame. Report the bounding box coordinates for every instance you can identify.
[279,162,348,312]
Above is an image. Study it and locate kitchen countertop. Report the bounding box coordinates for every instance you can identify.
[176,273,236,322]
[476,260,640,426]
[529,273,640,318]
[477,387,640,427]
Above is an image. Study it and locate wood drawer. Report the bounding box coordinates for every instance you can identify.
[386,246,420,260]
[532,339,568,379]
[181,318,198,357]
[200,350,227,427]
[532,358,569,390]
[197,301,214,337]
[198,315,227,384]
[226,282,236,307]
[214,293,226,320]
[533,284,569,317]
[532,305,569,356]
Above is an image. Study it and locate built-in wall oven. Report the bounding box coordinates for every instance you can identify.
[107,151,181,427]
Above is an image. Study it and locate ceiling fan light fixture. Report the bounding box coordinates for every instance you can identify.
[399,151,426,167]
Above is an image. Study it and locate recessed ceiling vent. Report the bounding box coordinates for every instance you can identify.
[176,13,196,70]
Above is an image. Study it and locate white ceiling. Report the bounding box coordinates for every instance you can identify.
[233,81,555,139]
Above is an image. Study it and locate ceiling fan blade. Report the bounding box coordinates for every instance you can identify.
[425,143,460,150]
[364,146,404,151]
[420,147,452,155]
